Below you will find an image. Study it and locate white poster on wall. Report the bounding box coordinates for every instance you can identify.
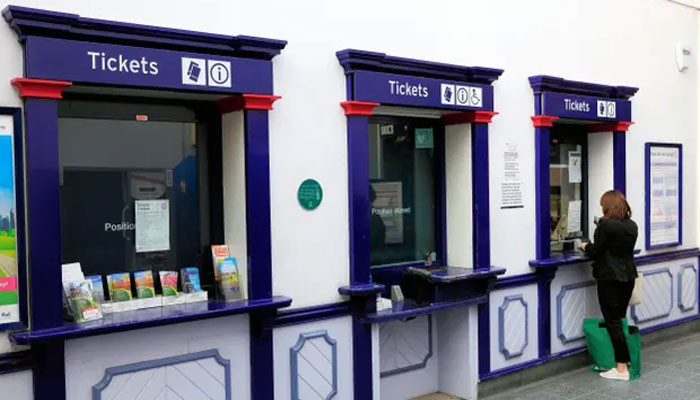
[501,142,524,208]
[370,182,405,244]
[135,199,170,252]
[648,145,681,247]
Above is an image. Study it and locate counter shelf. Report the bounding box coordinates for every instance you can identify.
[11,296,292,345]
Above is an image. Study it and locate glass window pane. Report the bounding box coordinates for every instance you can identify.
[549,127,587,253]
[368,117,439,267]
[58,102,212,286]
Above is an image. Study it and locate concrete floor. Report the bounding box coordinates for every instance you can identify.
[482,331,700,400]
[410,330,700,400]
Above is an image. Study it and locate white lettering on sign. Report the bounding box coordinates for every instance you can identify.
[441,84,482,107]
[388,80,429,98]
[104,222,135,232]
[596,100,616,118]
[564,98,590,112]
[87,51,159,75]
[371,207,411,216]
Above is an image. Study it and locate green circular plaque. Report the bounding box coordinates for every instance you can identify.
[297,179,323,210]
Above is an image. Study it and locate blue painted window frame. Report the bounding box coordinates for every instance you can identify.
[529,75,638,262]
[644,142,682,250]
[0,107,27,332]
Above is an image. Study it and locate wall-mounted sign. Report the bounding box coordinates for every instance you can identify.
[646,143,682,249]
[25,36,273,94]
[541,92,631,121]
[501,142,523,209]
[0,114,19,325]
[351,70,494,111]
[298,179,323,211]
[415,128,434,149]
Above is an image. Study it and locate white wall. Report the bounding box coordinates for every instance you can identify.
[0,0,692,308]
[0,0,696,373]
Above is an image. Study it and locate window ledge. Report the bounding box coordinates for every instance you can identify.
[424,266,506,283]
[529,249,645,269]
[10,296,292,345]
[362,295,488,324]
[338,283,385,297]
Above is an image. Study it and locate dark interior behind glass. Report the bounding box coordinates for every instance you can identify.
[368,116,441,267]
[58,98,223,294]
[549,124,588,254]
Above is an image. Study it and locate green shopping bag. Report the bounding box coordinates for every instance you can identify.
[583,318,641,380]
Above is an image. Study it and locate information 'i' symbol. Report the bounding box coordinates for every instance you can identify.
[457,87,468,104]
[210,62,230,85]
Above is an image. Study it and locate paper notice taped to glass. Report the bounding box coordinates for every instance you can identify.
[135,199,170,253]
[567,200,581,234]
[568,151,582,183]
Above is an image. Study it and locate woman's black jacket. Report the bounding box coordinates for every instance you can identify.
[584,218,638,282]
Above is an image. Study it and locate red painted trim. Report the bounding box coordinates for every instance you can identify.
[442,111,499,125]
[531,115,559,127]
[10,78,71,99]
[588,121,634,133]
[340,101,379,116]
[217,94,281,113]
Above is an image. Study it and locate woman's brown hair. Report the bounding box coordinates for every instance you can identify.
[600,190,631,220]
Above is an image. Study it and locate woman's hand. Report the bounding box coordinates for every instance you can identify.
[581,242,588,250]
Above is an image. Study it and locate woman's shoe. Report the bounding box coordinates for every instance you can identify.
[599,368,630,381]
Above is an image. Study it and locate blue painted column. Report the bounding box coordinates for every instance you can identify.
[11,78,72,400]
[341,100,378,400]
[219,93,280,400]
[471,117,492,271]
[613,131,626,195]
[531,115,558,360]
[532,116,558,260]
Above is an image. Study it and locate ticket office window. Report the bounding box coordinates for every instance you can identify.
[368,115,444,268]
[58,98,223,293]
[549,125,588,254]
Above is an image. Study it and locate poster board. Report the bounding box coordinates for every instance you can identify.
[645,143,682,249]
[0,108,24,329]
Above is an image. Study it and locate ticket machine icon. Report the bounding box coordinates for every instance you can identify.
[186,61,201,82]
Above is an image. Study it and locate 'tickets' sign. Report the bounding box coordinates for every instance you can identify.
[352,71,494,111]
[541,92,632,121]
[25,36,273,94]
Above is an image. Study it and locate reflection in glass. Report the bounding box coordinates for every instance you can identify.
[58,101,217,289]
[368,116,440,267]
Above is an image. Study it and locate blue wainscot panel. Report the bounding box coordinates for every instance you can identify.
[488,284,539,372]
[290,330,338,400]
[380,316,432,377]
[93,349,231,400]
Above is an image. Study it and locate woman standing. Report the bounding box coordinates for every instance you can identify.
[581,190,638,381]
